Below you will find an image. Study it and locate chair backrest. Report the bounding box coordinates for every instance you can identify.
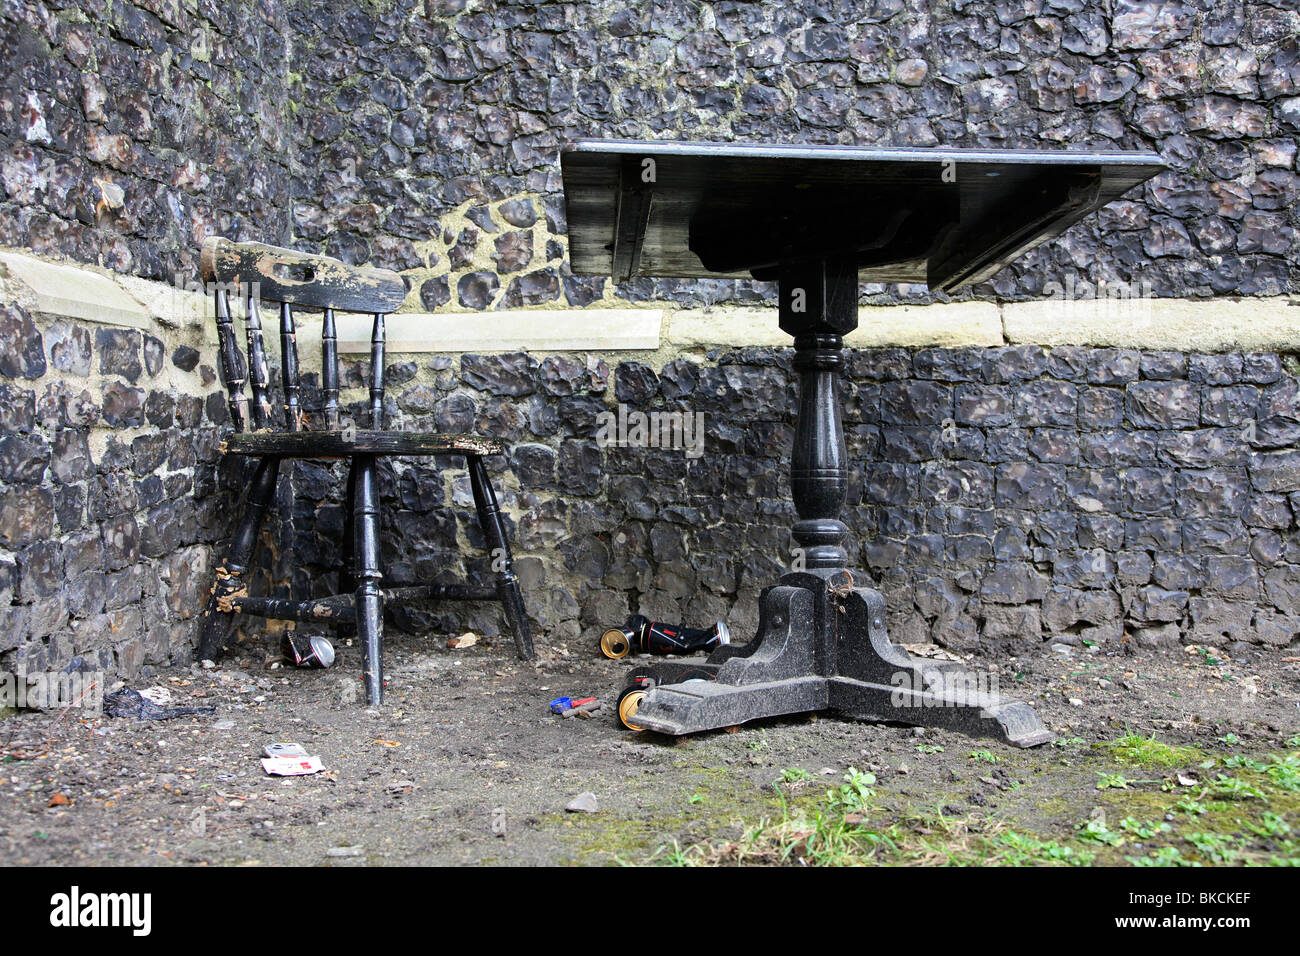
[199,236,408,434]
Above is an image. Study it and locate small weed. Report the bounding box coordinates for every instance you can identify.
[1206,774,1266,801]
[1244,812,1292,839]
[915,744,945,755]
[1077,818,1124,847]
[1221,754,1266,771]
[968,749,998,764]
[1097,772,1131,790]
[1185,831,1241,863]
[1265,754,1300,792]
[1119,817,1172,839]
[1128,846,1196,867]
[827,767,876,813]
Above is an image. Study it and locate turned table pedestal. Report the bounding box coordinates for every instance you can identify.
[561,139,1163,745]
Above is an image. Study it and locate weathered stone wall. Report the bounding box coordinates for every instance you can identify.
[289,0,1299,308]
[2,252,1298,683]
[0,0,295,279]
[0,254,256,682]
[14,2,1289,303]
[2,1,1299,679]
[279,0,1300,657]
[285,344,1300,659]
[3,0,1297,302]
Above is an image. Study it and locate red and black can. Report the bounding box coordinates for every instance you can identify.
[600,614,730,659]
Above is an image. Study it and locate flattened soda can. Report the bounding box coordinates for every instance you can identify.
[281,633,336,668]
[599,615,730,658]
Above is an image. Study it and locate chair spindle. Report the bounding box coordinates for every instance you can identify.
[279,302,302,432]
[370,312,386,428]
[245,291,272,429]
[214,287,249,433]
[322,306,340,430]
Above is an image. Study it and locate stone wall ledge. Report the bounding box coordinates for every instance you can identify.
[3,249,1297,355]
[317,307,663,354]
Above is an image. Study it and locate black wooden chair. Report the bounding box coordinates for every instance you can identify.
[196,236,534,704]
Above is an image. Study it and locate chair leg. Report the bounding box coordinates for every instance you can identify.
[352,455,385,704]
[198,456,280,662]
[335,460,358,639]
[468,455,535,661]
[339,460,358,594]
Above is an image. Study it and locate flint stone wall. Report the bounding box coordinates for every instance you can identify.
[2,253,1299,685]
[290,343,1300,659]
[1,0,294,280]
[289,0,1300,310]
[2,1,1297,305]
[0,257,257,683]
[1,0,1300,682]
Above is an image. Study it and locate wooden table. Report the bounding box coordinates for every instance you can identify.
[562,139,1163,746]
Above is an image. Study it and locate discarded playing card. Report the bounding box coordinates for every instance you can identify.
[261,755,325,776]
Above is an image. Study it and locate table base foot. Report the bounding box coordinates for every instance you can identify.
[623,571,1054,748]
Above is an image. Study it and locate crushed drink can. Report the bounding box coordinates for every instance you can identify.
[281,633,335,668]
[600,615,730,659]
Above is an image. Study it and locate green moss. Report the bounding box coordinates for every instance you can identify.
[1098,733,1203,769]
[553,768,792,865]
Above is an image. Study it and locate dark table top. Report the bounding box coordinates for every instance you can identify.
[560,139,1164,293]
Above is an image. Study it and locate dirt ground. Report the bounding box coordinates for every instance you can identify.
[1,630,1297,866]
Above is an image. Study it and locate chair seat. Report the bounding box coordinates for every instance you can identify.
[222,429,506,458]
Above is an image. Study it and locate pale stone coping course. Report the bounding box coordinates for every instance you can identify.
[0,250,154,330]
[1003,297,1300,351]
[301,308,664,354]
[1,249,1297,354]
[668,302,1005,348]
[116,274,210,335]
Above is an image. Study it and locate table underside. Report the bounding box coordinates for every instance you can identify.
[562,139,1163,291]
